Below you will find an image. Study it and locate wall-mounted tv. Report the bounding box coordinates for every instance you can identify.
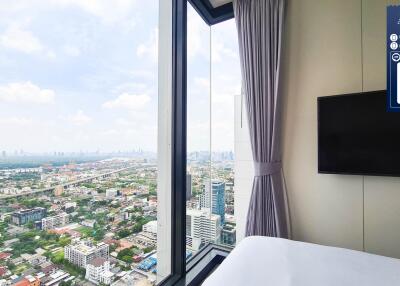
[318,90,400,176]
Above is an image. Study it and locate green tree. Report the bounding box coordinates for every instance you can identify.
[143,246,155,254]
[117,229,131,238]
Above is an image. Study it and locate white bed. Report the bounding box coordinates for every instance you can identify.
[202,236,400,286]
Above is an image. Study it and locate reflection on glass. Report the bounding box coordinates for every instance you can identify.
[186,8,240,259]
[186,3,212,257]
[211,19,241,248]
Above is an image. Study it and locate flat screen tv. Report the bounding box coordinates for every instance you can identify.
[318,90,400,176]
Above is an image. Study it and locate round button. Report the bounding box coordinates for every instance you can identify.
[391,42,399,50]
[392,53,400,62]
[390,34,398,41]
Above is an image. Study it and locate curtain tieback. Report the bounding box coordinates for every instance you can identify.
[254,161,282,176]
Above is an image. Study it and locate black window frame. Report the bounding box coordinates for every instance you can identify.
[159,1,234,285]
[188,0,234,25]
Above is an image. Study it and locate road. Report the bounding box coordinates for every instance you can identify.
[0,166,137,199]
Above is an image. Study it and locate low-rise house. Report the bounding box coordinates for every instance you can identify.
[40,263,58,275]
[3,238,19,247]
[11,257,24,266]
[40,270,71,286]
[25,275,40,286]
[0,267,10,277]
[20,254,47,266]
[0,252,11,261]
[80,220,96,228]
[10,275,40,286]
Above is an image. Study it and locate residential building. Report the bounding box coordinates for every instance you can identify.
[40,270,71,286]
[25,275,40,286]
[111,270,154,286]
[64,240,109,268]
[11,275,40,286]
[134,232,157,247]
[143,220,157,235]
[54,186,64,197]
[186,209,221,251]
[0,252,11,261]
[85,257,114,285]
[20,253,47,266]
[11,208,47,226]
[41,213,69,230]
[12,278,30,286]
[3,239,19,247]
[81,219,96,228]
[106,189,118,199]
[63,202,77,213]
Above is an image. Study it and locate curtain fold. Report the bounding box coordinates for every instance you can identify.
[234,0,289,238]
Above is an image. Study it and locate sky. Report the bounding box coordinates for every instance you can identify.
[0,1,241,154]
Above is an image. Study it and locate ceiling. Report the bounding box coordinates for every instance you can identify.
[209,0,233,8]
[189,0,234,25]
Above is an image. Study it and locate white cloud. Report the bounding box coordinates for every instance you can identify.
[63,45,81,57]
[112,82,148,95]
[0,116,33,126]
[136,28,158,63]
[0,25,43,54]
[0,81,55,104]
[67,110,92,126]
[212,39,238,63]
[0,22,56,58]
[194,77,210,90]
[115,118,132,126]
[187,6,209,61]
[102,93,150,110]
[53,0,137,26]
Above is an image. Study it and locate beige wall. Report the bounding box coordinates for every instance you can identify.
[362,0,400,259]
[235,0,400,258]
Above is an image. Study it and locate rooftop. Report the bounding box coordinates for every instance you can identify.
[88,257,107,267]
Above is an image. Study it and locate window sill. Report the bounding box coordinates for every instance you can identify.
[158,243,232,286]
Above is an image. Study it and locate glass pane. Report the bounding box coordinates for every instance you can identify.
[211,19,241,247]
[0,1,170,285]
[186,3,213,258]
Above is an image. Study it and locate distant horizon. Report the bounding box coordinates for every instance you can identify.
[0,149,234,157]
[0,150,234,170]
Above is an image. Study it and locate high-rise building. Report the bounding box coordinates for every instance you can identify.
[186,174,192,200]
[186,209,221,251]
[64,240,109,268]
[221,224,236,246]
[11,208,47,226]
[41,213,69,230]
[199,180,225,224]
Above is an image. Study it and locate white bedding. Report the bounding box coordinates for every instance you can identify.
[202,236,400,286]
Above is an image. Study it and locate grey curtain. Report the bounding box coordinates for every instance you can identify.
[234,0,289,238]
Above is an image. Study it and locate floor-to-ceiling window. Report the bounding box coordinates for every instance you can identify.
[210,18,241,248]
[0,2,171,285]
[0,0,239,284]
[186,1,240,259]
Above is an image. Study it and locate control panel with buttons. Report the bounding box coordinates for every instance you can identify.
[388,6,400,111]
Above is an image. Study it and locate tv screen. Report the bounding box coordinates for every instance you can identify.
[318,90,400,176]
